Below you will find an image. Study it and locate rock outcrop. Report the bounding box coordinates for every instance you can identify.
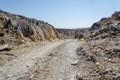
[78,12,120,80]
[0,10,59,47]
[88,11,120,40]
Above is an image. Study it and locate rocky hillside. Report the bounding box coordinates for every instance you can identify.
[76,12,120,79]
[88,11,120,40]
[56,28,85,39]
[0,10,59,49]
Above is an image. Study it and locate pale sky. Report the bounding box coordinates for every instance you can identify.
[0,0,120,29]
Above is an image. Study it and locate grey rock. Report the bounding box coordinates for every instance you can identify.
[76,47,85,55]
[114,73,120,80]
[71,59,79,65]
[0,44,8,50]
[86,55,96,62]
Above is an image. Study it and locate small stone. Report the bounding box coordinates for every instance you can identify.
[17,72,29,80]
[26,65,29,68]
[7,74,14,78]
[86,55,96,62]
[0,44,9,51]
[77,50,85,55]
[71,59,79,65]
[48,53,53,56]
[95,62,100,66]
[76,47,85,56]
[75,73,83,80]
[114,73,120,80]
[91,73,99,76]
[29,74,34,79]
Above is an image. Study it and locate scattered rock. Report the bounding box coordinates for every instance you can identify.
[70,75,75,80]
[29,74,34,79]
[76,47,85,55]
[114,73,120,80]
[71,59,79,65]
[17,72,29,80]
[5,53,16,57]
[48,53,53,56]
[26,65,29,68]
[77,77,83,80]
[105,49,120,58]
[0,44,9,51]
[75,73,83,80]
[86,55,96,62]
[91,73,99,76]
[0,31,5,37]
[95,62,100,66]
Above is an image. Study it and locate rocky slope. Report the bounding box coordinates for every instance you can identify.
[75,12,120,79]
[88,11,120,40]
[56,28,85,39]
[0,10,59,50]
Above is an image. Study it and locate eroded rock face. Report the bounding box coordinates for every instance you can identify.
[81,12,120,80]
[0,10,59,45]
[88,12,120,40]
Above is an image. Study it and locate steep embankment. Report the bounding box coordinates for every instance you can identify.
[0,10,59,49]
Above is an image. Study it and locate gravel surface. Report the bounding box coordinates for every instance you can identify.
[0,39,81,80]
[28,39,80,80]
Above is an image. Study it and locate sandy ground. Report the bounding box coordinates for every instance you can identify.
[0,39,81,80]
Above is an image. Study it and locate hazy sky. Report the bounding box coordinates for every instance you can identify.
[0,0,120,29]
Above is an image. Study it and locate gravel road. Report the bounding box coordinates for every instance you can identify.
[0,39,81,80]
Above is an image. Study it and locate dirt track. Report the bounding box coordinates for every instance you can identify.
[0,39,81,80]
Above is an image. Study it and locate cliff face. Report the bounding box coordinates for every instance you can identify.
[0,10,59,47]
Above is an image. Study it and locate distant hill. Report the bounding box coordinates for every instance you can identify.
[56,28,86,39]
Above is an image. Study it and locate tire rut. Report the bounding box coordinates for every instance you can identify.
[28,39,80,80]
[0,40,65,80]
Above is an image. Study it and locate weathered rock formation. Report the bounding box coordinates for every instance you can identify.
[88,11,120,40]
[56,28,85,39]
[0,10,59,47]
[79,12,120,80]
